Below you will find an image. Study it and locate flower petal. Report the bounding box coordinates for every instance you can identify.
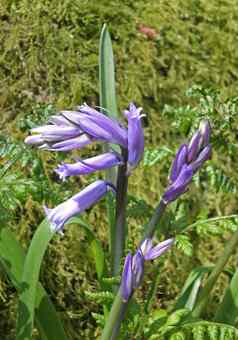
[120,253,133,302]
[144,238,174,260]
[55,152,123,180]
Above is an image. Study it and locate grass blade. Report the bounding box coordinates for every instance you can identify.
[214,268,238,325]
[0,226,67,340]
[16,219,56,340]
[175,266,212,311]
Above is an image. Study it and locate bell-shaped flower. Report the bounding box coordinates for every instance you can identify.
[62,103,128,148]
[165,120,212,204]
[44,180,115,233]
[24,115,94,152]
[124,103,144,174]
[163,164,193,203]
[55,152,123,181]
[120,238,173,302]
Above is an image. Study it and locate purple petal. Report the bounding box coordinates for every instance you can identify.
[191,144,212,172]
[48,115,75,126]
[132,249,144,289]
[199,120,211,147]
[169,144,188,182]
[140,238,153,256]
[163,164,193,203]
[120,253,133,302]
[125,103,144,173]
[41,134,93,151]
[187,131,202,163]
[25,135,44,145]
[44,180,113,233]
[31,125,81,142]
[62,104,128,147]
[55,152,123,180]
[144,238,174,260]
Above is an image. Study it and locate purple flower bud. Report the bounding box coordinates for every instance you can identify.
[55,152,123,181]
[120,237,173,301]
[44,180,114,233]
[62,103,128,148]
[187,131,201,163]
[142,238,174,260]
[199,119,211,148]
[163,164,193,204]
[124,103,144,174]
[132,249,144,289]
[191,144,212,173]
[120,253,133,302]
[169,144,188,182]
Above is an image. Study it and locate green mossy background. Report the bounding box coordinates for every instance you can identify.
[1,0,238,339]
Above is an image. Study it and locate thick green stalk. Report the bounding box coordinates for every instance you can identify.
[112,148,128,277]
[192,228,238,318]
[103,198,167,338]
[101,291,127,340]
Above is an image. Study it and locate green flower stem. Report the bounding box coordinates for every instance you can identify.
[112,148,128,277]
[101,290,127,340]
[103,199,167,338]
[144,199,166,239]
[192,228,238,318]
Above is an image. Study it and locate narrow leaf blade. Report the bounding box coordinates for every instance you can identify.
[16,220,56,340]
[215,268,238,325]
[0,226,67,340]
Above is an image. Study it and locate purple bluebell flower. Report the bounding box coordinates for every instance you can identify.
[124,103,144,174]
[163,164,193,203]
[55,152,123,181]
[164,120,212,203]
[62,103,128,148]
[120,238,173,302]
[44,180,115,233]
[24,116,93,152]
[25,102,128,151]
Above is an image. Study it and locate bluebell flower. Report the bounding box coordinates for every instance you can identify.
[44,180,115,234]
[163,120,211,204]
[55,152,123,181]
[25,119,93,151]
[124,103,145,174]
[62,103,128,148]
[120,238,174,301]
[25,103,128,151]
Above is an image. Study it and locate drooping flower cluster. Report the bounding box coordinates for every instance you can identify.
[162,120,211,204]
[120,238,174,301]
[25,102,144,232]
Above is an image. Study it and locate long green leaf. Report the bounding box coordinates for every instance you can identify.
[99,24,118,262]
[0,226,67,340]
[16,219,55,340]
[215,268,238,325]
[175,266,212,311]
[99,23,118,121]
